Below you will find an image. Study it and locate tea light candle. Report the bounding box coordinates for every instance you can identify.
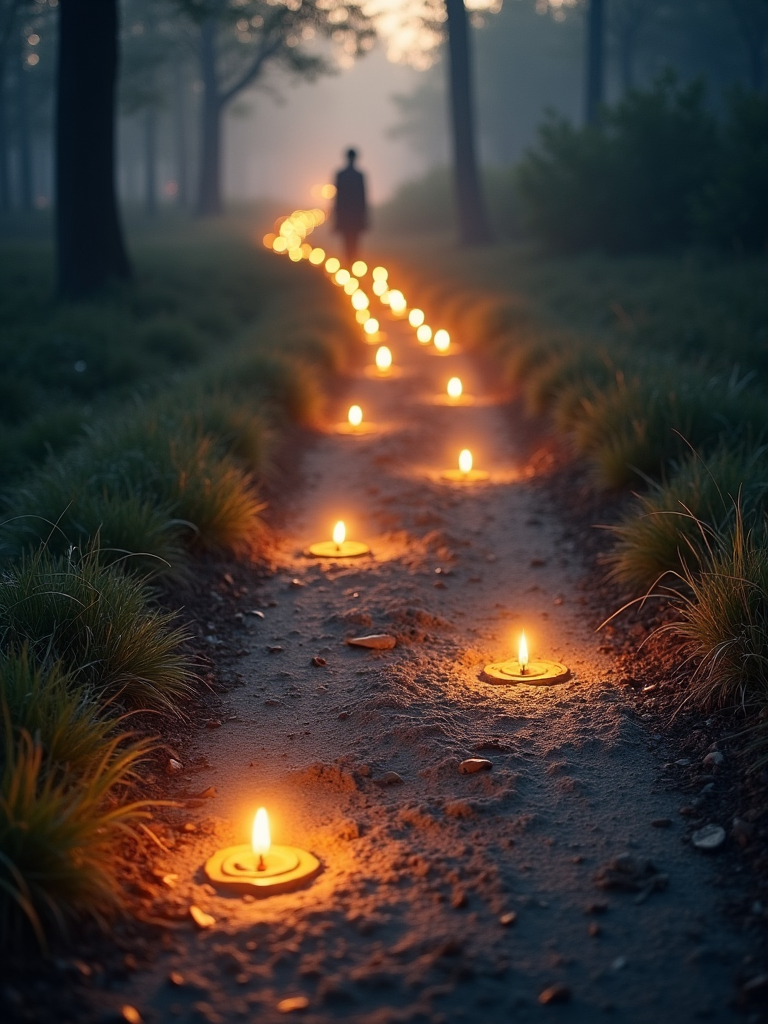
[306,520,370,558]
[336,404,378,435]
[204,807,321,897]
[482,631,570,685]
[441,448,490,482]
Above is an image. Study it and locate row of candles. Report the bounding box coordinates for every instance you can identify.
[202,208,569,898]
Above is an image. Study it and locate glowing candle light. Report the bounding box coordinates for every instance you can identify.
[434,329,450,352]
[458,449,473,474]
[388,290,406,314]
[372,266,388,281]
[252,807,270,870]
[364,318,380,335]
[348,405,363,427]
[263,232,276,248]
[379,289,391,305]
[308,247,325,265]
[351,290,369,310]
[447,377,463,399]
[333,520,346,549]
[375,346,392,372]
[355,309,370,323]
[416,325,432,344]
[273,237,288,253]
[408,308,425,328]
[325,257,340,274]
[518,631,529,674]
[344,277,359,295]
[372,280,388,296]
[351,260,368,277]
[335,269,350,285]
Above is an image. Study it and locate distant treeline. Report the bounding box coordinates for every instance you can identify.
[378,76,768,255]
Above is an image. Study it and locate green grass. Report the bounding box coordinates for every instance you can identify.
[0,546,191,713]
[0,724,152,949]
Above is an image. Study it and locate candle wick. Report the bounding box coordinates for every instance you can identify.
[257,854,266,871]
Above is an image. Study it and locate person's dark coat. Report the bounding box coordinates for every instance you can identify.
[334,166,368,233]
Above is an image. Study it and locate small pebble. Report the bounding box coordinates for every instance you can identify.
[703,751,724,767]
[277,996,309,1013]
[499,911,517,926]
[205,720,222,730]
[267,645,284,654]
[588,922,601,938]
[168,971,184,987]
[166,758,183,774]
[651,818,672,828]
[122,1008,142,1024]
[375,771,404,785]
[691,823,726,851]
[189,905,215,930]
[459,758,493,774]
[538,984,571,1005]
[311,656,327,667]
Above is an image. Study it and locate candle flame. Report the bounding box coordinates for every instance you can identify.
[375,346,392,371]
[252,807,270,856]
[447,377,463,399]
[333,520,346,546]
[372,266,388,282]
[351,260,367,277]
[343,277,359,295]
[434,329,450,352]
[351,290,369,310]
[518,631,529,671]
[325,257,340,274]
[372,280,388,296]
[416,324,432,344]
[364,318,379,335]
[348,405,363,427]
[388,290,406,314]
[458,449,473,474]
[335,269,350,285]
[308,247,325,265]
[408,308,425,327]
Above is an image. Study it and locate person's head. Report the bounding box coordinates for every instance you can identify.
[345,148,357,166]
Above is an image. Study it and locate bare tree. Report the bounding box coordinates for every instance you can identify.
[177,0,372,217]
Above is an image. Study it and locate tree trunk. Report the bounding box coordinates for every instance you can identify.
[197,16,222,216]
[174,63,189,208]
[444,0,492,245]
[584,0,605,125]
[15,54,33,210]
[56,0,130,298]
[144,106,157,216]
[0,67,9,211]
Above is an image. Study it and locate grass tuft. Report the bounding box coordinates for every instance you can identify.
[0,546,192,713]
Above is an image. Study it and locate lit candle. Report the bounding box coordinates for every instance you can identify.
[434,329,450,352]
[348,405,363,428]
[408,308,425,328]
[375,346,392,373]
[252,807,270,871]
[372,266,388,282]
[458,449,473,475]
[351,290,369,310]
[333,520,346,550]
[364,318,380,336]
[335,269,350,285]
[447,377,463,399]
[372,280,388,297]
[343,277,359,295]
[416,325,432,344]
[518,631,529,675]
[351,260,368,277]
[308,247,325,265]
[388,290,406,315]
[325,257,340,274]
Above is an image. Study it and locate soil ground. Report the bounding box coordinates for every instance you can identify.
[84,311,760,1023]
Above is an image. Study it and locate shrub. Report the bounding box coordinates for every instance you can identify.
[0,547,191,713]
[693,90,768,254]
[515,74,718,253]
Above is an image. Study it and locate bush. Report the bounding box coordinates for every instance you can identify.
[515,74,717,253]
[0,547,191,713]
[693,90,768,254]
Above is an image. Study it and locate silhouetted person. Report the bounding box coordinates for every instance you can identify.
[333,148,368,265]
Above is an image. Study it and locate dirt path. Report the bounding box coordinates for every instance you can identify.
[114,313,750,1023]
